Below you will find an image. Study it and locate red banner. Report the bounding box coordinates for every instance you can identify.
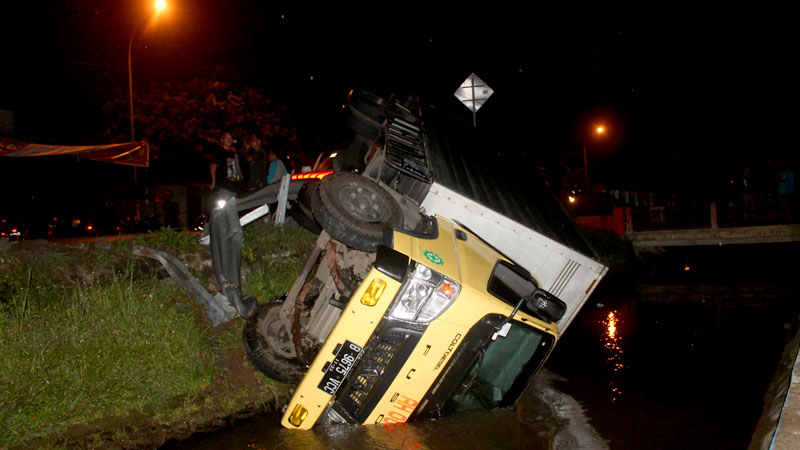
[0,138,149,167]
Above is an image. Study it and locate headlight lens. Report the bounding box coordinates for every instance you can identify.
[389,263,460,323]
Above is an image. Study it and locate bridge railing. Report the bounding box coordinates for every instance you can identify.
[604,190,793,232]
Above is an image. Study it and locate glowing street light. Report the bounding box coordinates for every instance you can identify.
[583,124,606,185]
[128,1,167,142]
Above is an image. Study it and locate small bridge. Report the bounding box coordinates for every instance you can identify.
[627,222,800,249]
[573,200,800,250]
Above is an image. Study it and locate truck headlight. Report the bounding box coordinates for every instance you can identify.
[388,263,460,323]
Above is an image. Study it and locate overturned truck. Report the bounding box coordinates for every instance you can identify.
[214,91,608,430]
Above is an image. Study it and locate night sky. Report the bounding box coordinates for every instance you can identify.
[2,2,796,192]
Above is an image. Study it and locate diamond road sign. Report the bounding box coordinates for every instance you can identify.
[454,73,493,113]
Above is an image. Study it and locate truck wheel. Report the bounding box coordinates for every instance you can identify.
[290,181,323,234]
[289,205,322,235]
[341,90,390,140]
[242,300,305,384]
[342,105,382,140]
[349,90,390,124]
[311,172,403,252]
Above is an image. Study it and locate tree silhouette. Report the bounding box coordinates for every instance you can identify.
[99,78,300,162]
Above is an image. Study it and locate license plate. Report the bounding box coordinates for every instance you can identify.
[318,340,362,396]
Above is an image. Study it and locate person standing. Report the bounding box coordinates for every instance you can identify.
[758,159,778,220]
[739,166,757,222]
[209,132,243,192]
[266,149,288,184]
[777,161,795,222]
[161,190,181,229]
[246,135,268,189]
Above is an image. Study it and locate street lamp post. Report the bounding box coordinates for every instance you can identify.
[128,26,140,142]
[583,125,605,185]
[582,142,588,183]
[128,0,166,142]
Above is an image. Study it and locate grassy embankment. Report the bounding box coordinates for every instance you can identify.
[0,223,317,448]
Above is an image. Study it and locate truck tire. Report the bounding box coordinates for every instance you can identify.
[290,181,323,234]
[311,172,403,252]
[342,105,382,140]
[289,205,322,235]
[242,300,305,384]
[349,90,390,124]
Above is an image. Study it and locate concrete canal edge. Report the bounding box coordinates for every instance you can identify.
[749,316,800,450]
[768,340,800,450]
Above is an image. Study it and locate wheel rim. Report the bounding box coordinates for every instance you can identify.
[336,182,390,223]
[260,307,296,359]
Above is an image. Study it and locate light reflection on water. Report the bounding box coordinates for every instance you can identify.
[600,310,625,402]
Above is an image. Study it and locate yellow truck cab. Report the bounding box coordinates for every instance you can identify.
[279,216,564,429]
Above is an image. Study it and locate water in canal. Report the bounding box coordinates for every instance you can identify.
[162,244,799,450]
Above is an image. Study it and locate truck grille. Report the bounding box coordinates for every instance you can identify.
[337,325,422,422]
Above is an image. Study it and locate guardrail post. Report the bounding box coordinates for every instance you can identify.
[275,173,291,225]
[625,206,633,233]
[710,202,719,235]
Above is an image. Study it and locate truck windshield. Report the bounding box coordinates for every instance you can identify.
[451,322,547,412]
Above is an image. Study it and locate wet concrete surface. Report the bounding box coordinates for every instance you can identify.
[757,327,800,450]
[772,349,800,450]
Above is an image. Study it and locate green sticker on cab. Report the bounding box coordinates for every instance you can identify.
[423,250,444,265]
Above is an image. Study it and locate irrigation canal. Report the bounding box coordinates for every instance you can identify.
[162,243,799,450]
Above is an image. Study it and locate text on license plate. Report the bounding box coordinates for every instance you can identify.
[318,340,362,396]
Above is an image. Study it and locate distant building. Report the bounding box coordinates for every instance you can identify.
[0,110,13,136]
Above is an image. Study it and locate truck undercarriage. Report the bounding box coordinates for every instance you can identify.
[243,231,376,383]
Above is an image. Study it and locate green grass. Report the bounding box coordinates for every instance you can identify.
[241,221,317,303]
[131,227,204,255]
[0,251,77,309]
[0,275,217,447]
[0,223,317,448]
